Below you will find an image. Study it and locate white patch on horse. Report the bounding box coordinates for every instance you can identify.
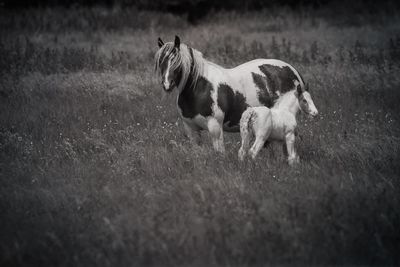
[206,63,227,123]
[163,58,171,90]
[228,61,263,107]
[192,114,209,130]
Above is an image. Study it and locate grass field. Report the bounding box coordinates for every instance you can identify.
[1,6,400,266]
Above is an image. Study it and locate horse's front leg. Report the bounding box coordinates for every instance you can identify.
[183,121,201,145]
[285,131,299,165]
[207,118,225,153]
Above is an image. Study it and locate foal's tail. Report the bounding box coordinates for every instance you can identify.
[238,108,256,160]
[240,108,256,139]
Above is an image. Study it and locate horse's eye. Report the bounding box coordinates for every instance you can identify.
[302,99,308,104]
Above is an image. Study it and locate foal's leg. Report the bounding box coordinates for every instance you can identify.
[207,118,225,153]
[183,121,201,145]
[285,131,299,165]
[238,122,252,161]
[248,112,272,160]
[249,129,271,160]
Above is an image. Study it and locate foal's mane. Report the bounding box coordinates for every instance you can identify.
[273,89,297,108]
[155,42,204,92]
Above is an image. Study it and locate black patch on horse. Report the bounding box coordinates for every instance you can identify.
[178,76,213,119]
[298,71,306,89]
[174,66,183,87]
[172,47,193,91]
[256,64,301,105]
[158,50,169,73]
[217,83,248,127]
[252,72,277,107]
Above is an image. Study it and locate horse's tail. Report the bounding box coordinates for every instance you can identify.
[238,108,256,160]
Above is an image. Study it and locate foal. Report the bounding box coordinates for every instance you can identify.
[238,85,318,165]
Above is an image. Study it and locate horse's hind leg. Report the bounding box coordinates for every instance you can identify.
[282,142,288,158]
[208,118,225,153]
[183,121,201,145]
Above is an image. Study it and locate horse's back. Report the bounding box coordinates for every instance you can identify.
[226,58,305,108]
[229,58,292,72]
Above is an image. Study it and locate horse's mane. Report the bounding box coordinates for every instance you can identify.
[155,42,204,92]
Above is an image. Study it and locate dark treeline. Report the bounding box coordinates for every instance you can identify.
[2,0,399,23]
[2,0,398,10]
[2,0,331,8]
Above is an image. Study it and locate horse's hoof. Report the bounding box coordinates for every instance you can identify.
[288,158,299,166]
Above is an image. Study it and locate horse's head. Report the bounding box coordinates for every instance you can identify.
[155,36,203,94]
[155,36,182,92]
[296,84,318,117]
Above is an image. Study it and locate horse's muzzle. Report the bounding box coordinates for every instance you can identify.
[162,80,175,92]
[308,110,319,118]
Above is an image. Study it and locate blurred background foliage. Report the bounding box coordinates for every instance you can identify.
[2,0,398,9]
[2,0,399,25]
[2,0,400,22]
[1,0,400,25]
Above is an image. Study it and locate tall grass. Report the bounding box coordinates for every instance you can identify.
[1,6,400,266]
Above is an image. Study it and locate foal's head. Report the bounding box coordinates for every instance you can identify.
[296,85,319,117]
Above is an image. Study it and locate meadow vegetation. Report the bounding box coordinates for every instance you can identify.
[1,6,400,266]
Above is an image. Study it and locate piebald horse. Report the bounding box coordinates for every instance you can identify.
[155,36,312,153]
[238,85,318,164]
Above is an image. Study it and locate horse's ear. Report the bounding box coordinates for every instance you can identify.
[174,35,180,50]
[158,37,164,48]
[297,84,303,96]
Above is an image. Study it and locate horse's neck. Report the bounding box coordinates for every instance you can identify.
[201,60,226,80]
[275,91,300,116]
[180,60,224,94]
[205,59,226,70]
